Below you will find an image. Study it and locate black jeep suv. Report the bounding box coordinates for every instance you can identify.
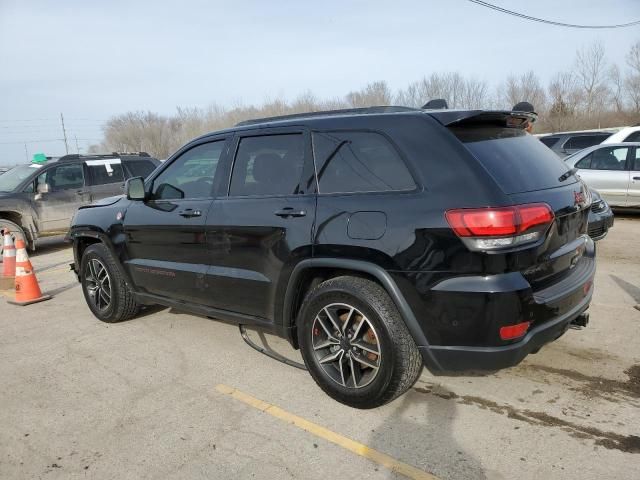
[0,153,160,249]
[69,107,595,408]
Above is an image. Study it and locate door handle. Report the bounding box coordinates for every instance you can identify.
[76,190,87,195]
[633,176,640,181]
[274,207,306,218]
[179,209,202,218]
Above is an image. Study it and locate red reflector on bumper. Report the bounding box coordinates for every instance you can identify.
[499,321,531,340]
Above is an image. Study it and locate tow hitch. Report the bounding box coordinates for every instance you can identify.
[570,312,589,329]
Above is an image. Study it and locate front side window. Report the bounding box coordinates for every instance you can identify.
[586,147,629,171]
[229,134,305,196]
[38,164,84,192]
[634,148,640,170]
[152,141,225,200]
[313,131,416,194]
[624,131,640,143]
[86,160,125,186]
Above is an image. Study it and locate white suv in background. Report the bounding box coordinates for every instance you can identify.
[602,126,640,144]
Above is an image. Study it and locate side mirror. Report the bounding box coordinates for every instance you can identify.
[126,177,146,200]
[37,183,50,194]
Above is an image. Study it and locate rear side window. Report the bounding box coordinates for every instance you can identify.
[312,131,416,194]
[86,160,124,185]
[125,160,157,179]
[451,127,576,194]
[539,136,559,148]
[563,135,609,150]
[230,134,305,196]
[624,131,640,142]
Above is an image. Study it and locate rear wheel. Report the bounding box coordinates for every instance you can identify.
[80,243,139,322]
[297,276,423,409]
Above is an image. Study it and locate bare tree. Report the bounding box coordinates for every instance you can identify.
[501,71,547,111]
[545,72,582,132]
[625,41,640,113]
[346,81,393,107]
[575,42,610,119]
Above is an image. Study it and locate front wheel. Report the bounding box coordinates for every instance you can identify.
[297,276,423,409]
[80,243,139,322]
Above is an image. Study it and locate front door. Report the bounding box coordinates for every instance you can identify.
[205,130,316,321]
[575,146,631,207]
[123,139,228,303]
[34,162,90,233]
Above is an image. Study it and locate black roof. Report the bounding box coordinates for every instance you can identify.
[57,152,152,163]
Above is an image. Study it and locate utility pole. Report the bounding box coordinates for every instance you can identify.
[60,113,69,154]
[24,144,29,162]
[74,135,80,154]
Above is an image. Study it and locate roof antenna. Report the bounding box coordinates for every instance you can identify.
[422,99,448,110]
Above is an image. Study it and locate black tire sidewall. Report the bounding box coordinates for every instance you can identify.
[298,280,398,408]
[80,245,120,321]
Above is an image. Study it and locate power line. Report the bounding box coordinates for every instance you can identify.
[466,0,640,29]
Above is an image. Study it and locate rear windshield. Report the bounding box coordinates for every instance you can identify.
[451,127,577,194]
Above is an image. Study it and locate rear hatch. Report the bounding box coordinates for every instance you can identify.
[441,112,591,289]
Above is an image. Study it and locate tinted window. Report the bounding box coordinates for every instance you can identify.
[624,131,640,142]
[87,160,124,185]
[539,136,559,148]
[563,135,609,150]
[125,160,157,179]
[635,148,640,170]
[152,141,224,200]
[583,147,629,170]
[313,131,415,194]
[38,163,84,191]
[451,127,576,194]
[230,134,305,196]
[575,154,592,169]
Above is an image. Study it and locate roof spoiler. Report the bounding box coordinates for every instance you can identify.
[426,110,537,129]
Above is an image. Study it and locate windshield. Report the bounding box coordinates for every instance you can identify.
[0,164,41,192]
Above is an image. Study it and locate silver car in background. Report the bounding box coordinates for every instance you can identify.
[565,143,640,208]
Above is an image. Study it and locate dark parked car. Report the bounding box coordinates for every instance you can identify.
[539,131,613,158]
[0,153,160,249]
[69,107,594,408]
[586,189,614,240]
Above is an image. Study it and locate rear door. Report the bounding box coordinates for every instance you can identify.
[572,146,631,206]
[34,162,90,233]
[85,158,126,201]
[629,147,640,207]
[204,128,316,321]
[123,138,229,303]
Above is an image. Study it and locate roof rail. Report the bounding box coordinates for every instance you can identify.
[57,152,151,163]
[235,106,419,127]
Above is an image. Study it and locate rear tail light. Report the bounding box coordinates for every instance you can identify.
[499,321,531,340]
[445,203,554,251]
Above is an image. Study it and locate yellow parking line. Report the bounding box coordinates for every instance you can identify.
[215,384,438,480]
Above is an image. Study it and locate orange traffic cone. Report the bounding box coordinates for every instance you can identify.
[7,239,51,306]
[2,229,16,278]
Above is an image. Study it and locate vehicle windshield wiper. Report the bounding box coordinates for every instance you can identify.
[558,167,578,182]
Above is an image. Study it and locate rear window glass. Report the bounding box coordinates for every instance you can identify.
[624,131,640,142]
[125,160,157,178]
[87,161,124,185]
[563,134,609,150]
[451,127,577,194]
[539,136,559,148]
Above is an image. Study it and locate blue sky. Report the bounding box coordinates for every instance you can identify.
[0,0,638,165]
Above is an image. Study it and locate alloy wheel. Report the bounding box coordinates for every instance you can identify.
[311,303,382,389]
[85,259,112,312]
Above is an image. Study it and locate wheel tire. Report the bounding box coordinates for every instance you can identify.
[297,276,423,409]
[0,219,27,253]
[80,243,139,323]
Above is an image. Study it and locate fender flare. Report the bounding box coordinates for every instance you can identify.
[283,258,442,371]
[68,228,135,288]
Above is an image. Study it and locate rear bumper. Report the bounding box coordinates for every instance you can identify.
[420,289,591,372]
[413,237,596,374]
